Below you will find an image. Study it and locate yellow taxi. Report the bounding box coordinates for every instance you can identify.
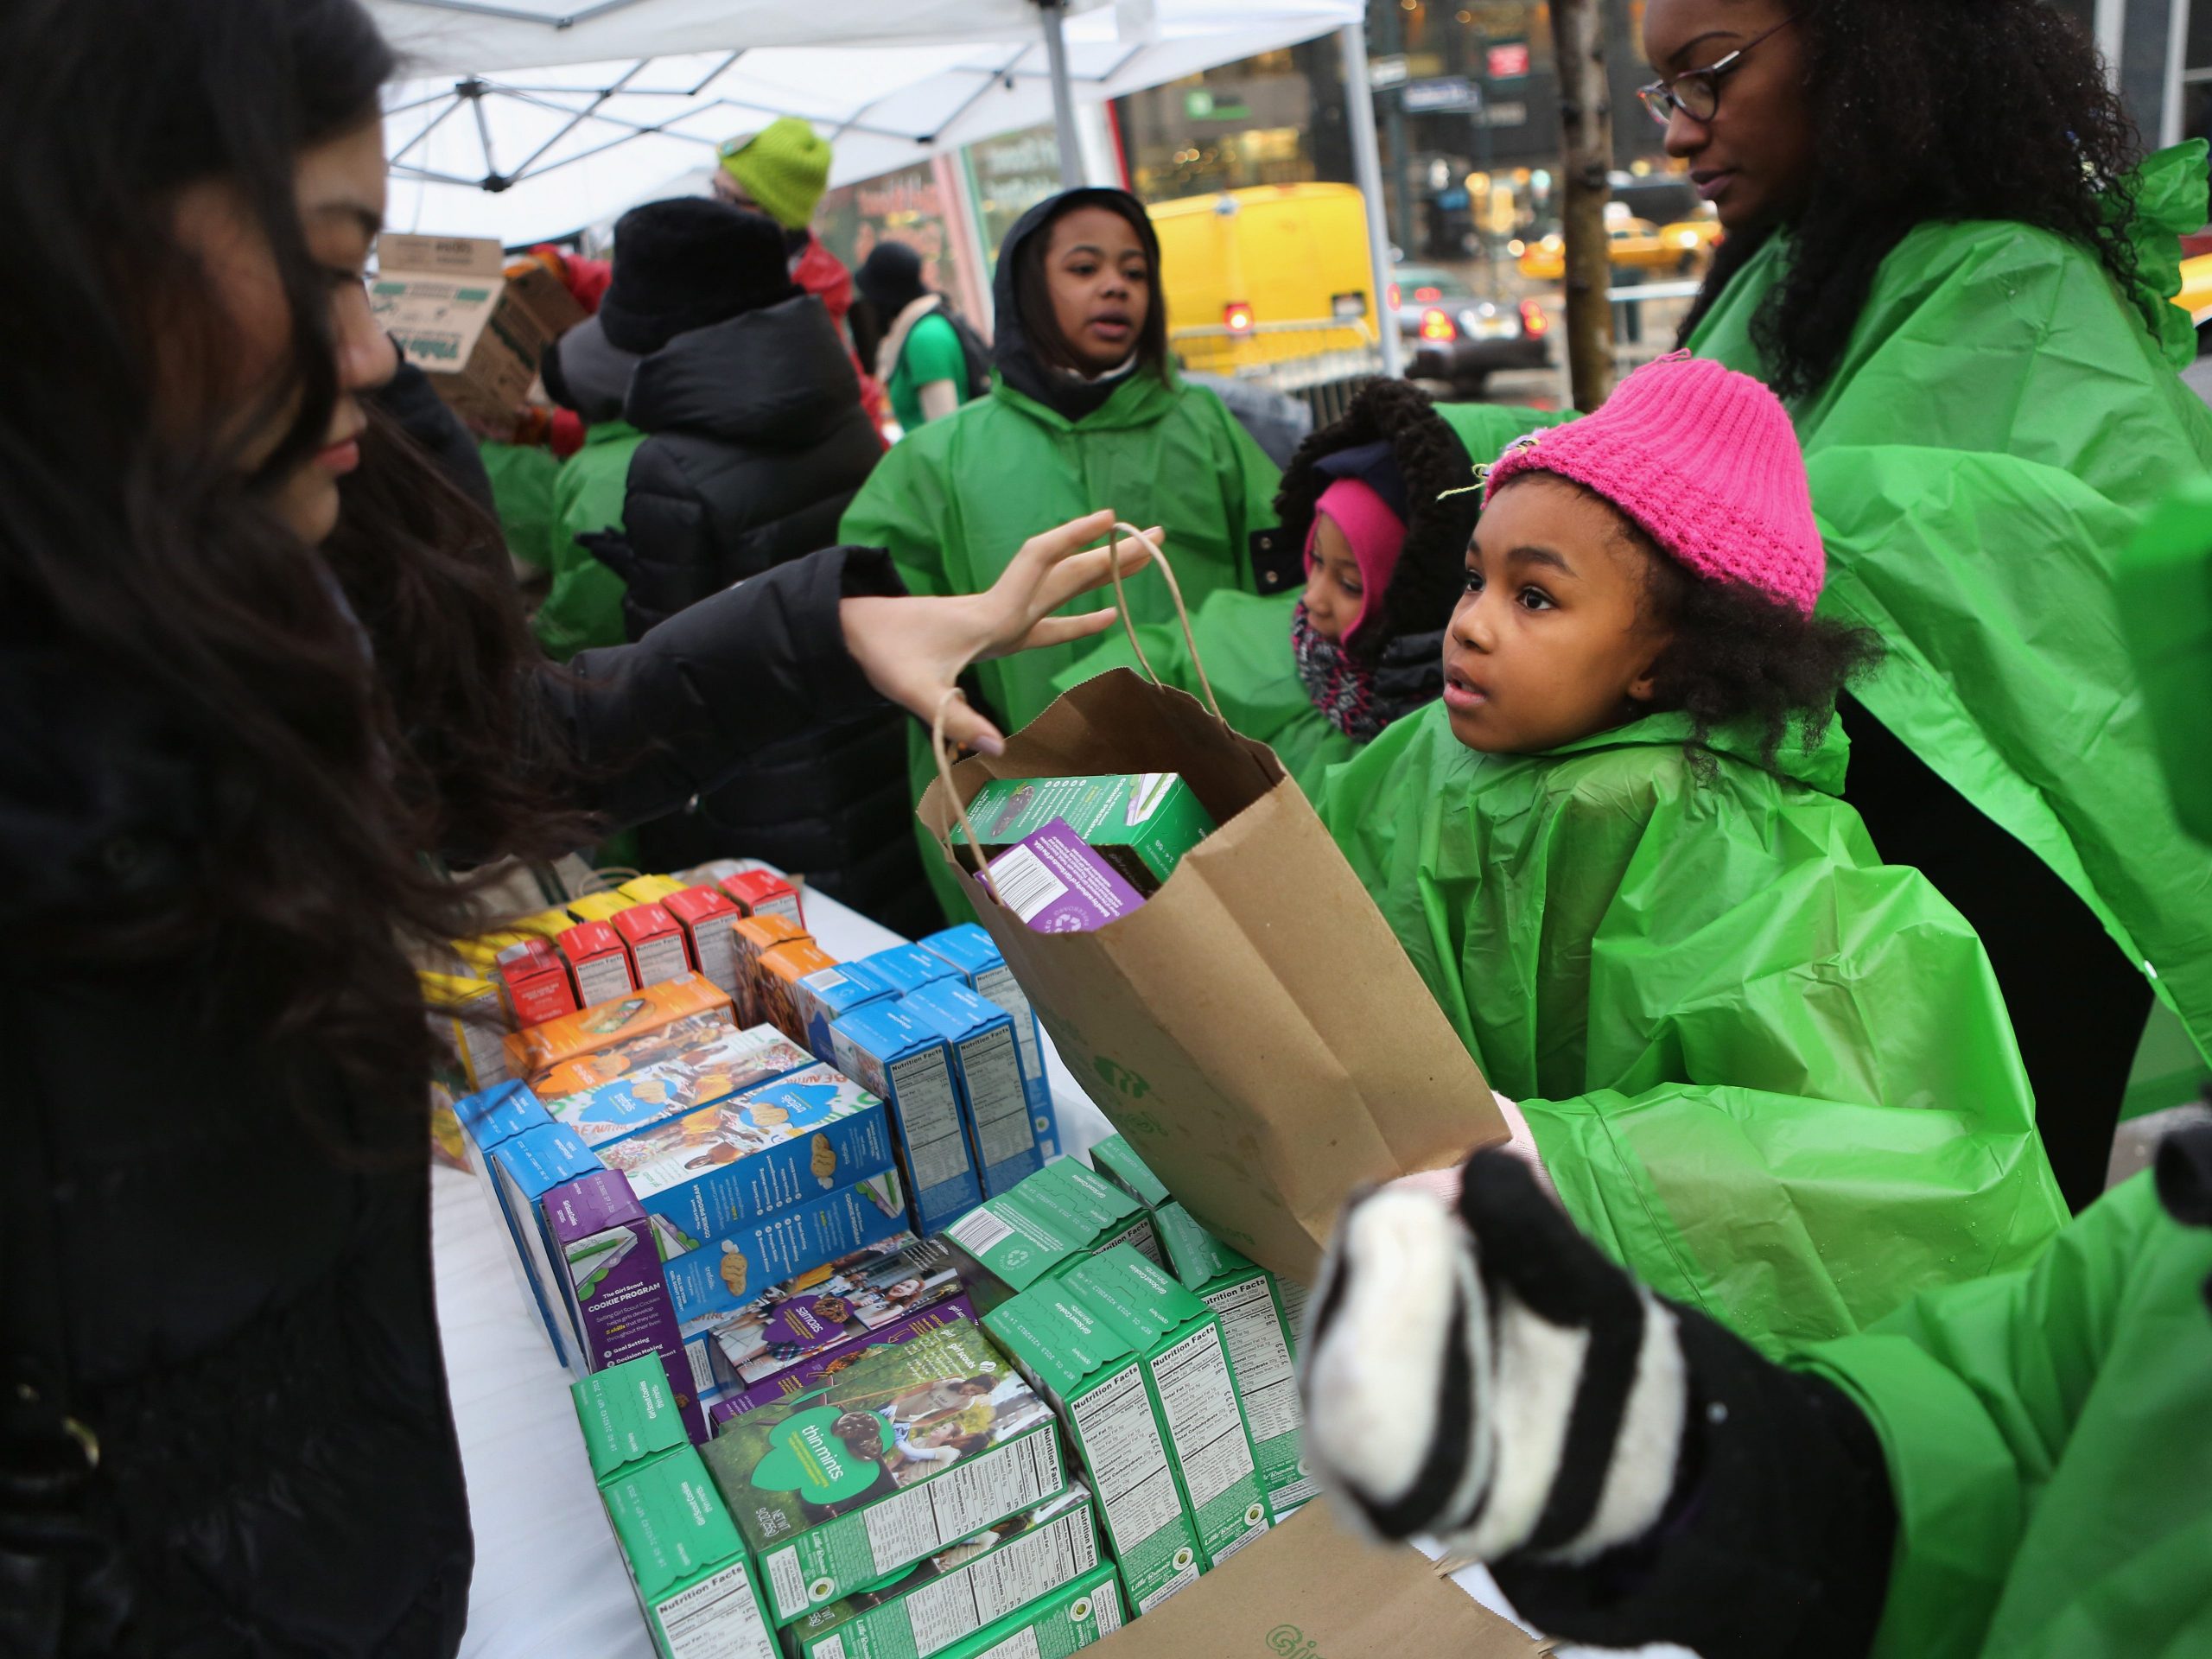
[1514,216,1712,283]
[2173,250,2212,346]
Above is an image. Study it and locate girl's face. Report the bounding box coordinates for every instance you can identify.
[1642,0,1815,233]
[1044,207,1150,376]
[1443,476,1673,755]
[1302,513,1364,644]
[169,118,396,544]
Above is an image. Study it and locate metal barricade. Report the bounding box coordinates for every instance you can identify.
[1170,319,1388,428]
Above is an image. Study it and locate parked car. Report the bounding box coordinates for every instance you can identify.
[1514,212,1719,283]
[1389,264,1549,395]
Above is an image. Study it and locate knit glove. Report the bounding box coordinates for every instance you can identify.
[1300,1148,1689,1564]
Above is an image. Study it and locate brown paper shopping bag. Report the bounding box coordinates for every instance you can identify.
[1092,1502,1550,1657]
[918,528,1500,1281]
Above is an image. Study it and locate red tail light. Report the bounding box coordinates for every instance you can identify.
[1413,285,1442,302]
[1519,299,1548,338]
[1224,301,1255,333]
[1386,282,1401,309]
[1420,307,1456,342]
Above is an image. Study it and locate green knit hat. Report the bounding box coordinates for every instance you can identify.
[716,118,831,230]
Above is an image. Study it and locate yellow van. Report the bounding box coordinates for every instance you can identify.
[1148,182,1379,375]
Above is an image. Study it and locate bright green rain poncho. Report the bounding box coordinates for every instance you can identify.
[1684,143,2212,1070]
[1318,703,2069,1355]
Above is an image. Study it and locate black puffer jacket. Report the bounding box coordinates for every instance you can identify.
[0,546,901,1657]
[596,294,932,932]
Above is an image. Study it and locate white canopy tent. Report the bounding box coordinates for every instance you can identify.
[373,0,1398,372]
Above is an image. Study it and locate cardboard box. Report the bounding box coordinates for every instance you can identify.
[600,1442,781,1659]
[701,1317,1066,1629]
[594,1064,898,1253]
[711,1294,980,1424]
[732,914,814,1026]
[449,927,532,976]
[859,944,961,1000]
[984,1284,1202,1614]
[949,775,1215,896]
[488,1122,604,1366]
[1025,1161,1161,1267]
[1059,1248,1269,1571]
[831,1004,987,1237]
[988,821,1147,934]
[423,969,515,1093]
[920,925,1058,1160]
[452,1078,548,1166]
[664,885,743,1000]
[620,875,692,906]
[1089,1135,1171,1213]
[574,1351,693,1486]
[794,959,901,1065]
[537,1021,813,1151]
[1153,1203,1313,1523]
[759,939,842,1048]
[371,234,584,425]
[615,901,693,990]
[722,868,804,928]
[560,920,638,1009]
[941,1188,1087,1298]
[494,938,581,1029]
[787,1479,1102,1659]
[942,1560,1123,1659]
[505,974,733,1087]
[567,890,639,924]
[543,1169,699,1439]
[659,1170,911,1325]
[709,1232,967,1391]
[900,982,1044,1198]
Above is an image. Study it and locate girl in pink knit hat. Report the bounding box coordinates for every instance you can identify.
[1314,352,2065,1361]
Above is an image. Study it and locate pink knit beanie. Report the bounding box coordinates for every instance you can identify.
[1305,478,1407,641]
[1483,353,1824,615]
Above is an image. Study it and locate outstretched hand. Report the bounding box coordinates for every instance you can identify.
[839,510,1158,754]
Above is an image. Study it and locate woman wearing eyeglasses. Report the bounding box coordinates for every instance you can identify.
[1630,0,2212,1215]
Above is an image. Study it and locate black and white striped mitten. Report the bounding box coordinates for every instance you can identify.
[1299,1149,1690,1566]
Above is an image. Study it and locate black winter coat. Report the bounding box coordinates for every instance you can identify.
[0,546,902,1657]
[595,295,932,933]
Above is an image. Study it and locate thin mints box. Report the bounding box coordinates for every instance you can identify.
[950,774,1215,895]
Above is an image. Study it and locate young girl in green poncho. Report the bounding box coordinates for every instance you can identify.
[1317,354,2068,1356]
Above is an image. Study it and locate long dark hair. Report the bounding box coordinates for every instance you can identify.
[1014,193,1173,384]
[1677,0,2144,400]
[0,0,590,1109]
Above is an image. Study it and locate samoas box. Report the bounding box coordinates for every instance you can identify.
[700,1315,1066,1630]
[983,1281,1201,1614]
[830,1002,986,1237]
[919,924,1059,1159]
[1060,1246,1270,1571]
[590,1064,896,1254]
[1154,1200,1314,1522]
[899,981,1044,1198]
[785,1478,1102,1659]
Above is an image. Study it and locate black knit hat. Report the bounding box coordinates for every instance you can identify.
[598,198,802,355]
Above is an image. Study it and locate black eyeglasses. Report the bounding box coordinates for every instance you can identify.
[1637,14,1799,127]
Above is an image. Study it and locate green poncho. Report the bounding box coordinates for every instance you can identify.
[531,418,640,661]
[839,370,1281,920]
[477,440,559,573]
[1317,703,2068,1355]
[1687,143,2212,1068]
[1804,1162,2212,1657]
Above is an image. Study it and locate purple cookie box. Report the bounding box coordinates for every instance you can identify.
[541,1168,702,1441]
[708,1292,981,1427]
[988,818,1146,934]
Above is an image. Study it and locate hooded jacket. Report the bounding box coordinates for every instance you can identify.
[533,316,642,660]
[1314,701,2068,1357]
[0,543,901,1656]
[838,189,1282,920]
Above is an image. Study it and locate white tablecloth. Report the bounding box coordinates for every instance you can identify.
[432,887,1661,1656]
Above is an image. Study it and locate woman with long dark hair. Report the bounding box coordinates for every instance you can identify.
[1639,0,2212,1209]
[838,188,1285,919]
[0,3,1144,1649]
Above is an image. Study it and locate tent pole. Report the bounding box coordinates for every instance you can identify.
[1039,0,1085,189]
[1338,22,1403,378]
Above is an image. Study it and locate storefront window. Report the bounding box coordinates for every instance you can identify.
[1116,43,1347,204]
[963,126,1065,276]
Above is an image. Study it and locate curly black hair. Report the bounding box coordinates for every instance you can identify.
[1491,473,1883,772]
[1676,0,2143,401]
[1273,378,1482,662]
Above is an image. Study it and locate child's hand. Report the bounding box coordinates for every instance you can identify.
[1301,1150,1688,1563]
[838,512,1157,755]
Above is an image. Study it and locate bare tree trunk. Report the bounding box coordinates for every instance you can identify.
[1550,0,1615,410]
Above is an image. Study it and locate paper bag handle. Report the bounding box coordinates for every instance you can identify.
[1103,521,1223,722]
[931,690,1003,906]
